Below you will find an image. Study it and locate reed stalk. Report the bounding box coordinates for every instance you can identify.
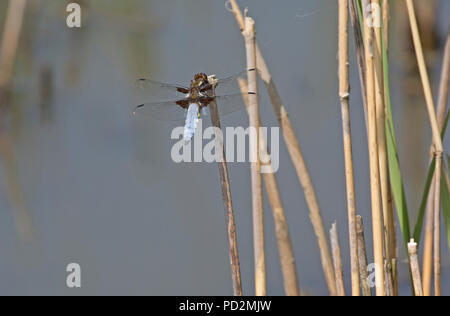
[373,0,394,295]
[0,0,26,91]
[362,0,386,296]
[237,78,299,296]
[348,0,368,126]
[338,0,359,296]
[0,0,32,242]
[381,0,398,295]
[228,0,337,296]
[408,239,424,296]
[382,0,389,51]
[422,31,449,297]
[422,183,434,296]
[208,84,242,296]
[356,215,372,296]
[435,32,450,130]
[330,222,346,296]
[243,13,266,296]
[405,0,444,296]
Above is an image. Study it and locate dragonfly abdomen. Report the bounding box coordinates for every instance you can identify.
[183,103,199,142]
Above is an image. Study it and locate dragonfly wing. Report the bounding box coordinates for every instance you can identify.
[213,70,247,96]
[214,92,249,116]
[133,100,187,121]
[136,78,190,99]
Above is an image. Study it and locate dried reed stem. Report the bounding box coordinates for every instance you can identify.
[330,222,346,296]
[422,31,449,297]
[348,0,368,126]
[373,0,393,295]
[433,154,442,296]
[408,239,423,296]
[243,13,266,296]
[381,0,398,295]
[208,90,242,296]
[422,183,434,296]
[382,0,389,52]
[405,0,444,296]
[436,32,450,130]
[338,0,359,296]
[0,0,26,90]
[0,0,32,242]
[238,78,299,296]
[228,0,337,296]
[362,0,386,296]
[357,215,372,296]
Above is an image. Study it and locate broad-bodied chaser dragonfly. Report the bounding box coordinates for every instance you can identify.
[134,70,253,142]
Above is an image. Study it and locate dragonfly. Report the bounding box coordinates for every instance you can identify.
[133,70,254,142]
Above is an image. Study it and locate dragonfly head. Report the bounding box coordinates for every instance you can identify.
[192,73,208,87]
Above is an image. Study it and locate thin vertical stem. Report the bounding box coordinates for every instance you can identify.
[382,0,389,52]
[357,215,372,296]
[0,0,32,242]
[362,0,386,296]
[373,0,392,295]
[348,0,368,127]
[433,153,442,296]
[208,81,242,296]
[0,0,27,90]
[339,0,359,296]
[422,181,434,296]
[405,0,444,296]
[237,78,299,296]
[228,0,336,296]
[408,239,423,296]
[422,31,449,297]
[436,32,450,131]
[382,0,398,295]
[243,13,266,296]
[330,222,346,296]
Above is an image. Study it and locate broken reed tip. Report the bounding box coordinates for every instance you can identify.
[408,238,417,252]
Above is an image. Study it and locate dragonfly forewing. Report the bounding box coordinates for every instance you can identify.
[136,78,190,99]
[133,100,187,122]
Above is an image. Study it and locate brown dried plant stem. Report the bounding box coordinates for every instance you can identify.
[362,0,386,296]
[338,0,359,296]
[228,0,337,296]
[209,96,242,296]
[243,14,266,296]
[349,0,368,126]
[238,78,299,296]
[373,0,393,295]
[382,0,389,50]
[381,0,398,295]
[405,0,444,296]
[408,239,423,296]
[0,0,32,242]
[435,32,450,130]
[357,216,372,296]
[0,0,26,92]
[422,31,450,296]
[330,222,345,296]
[422,183,434,296]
